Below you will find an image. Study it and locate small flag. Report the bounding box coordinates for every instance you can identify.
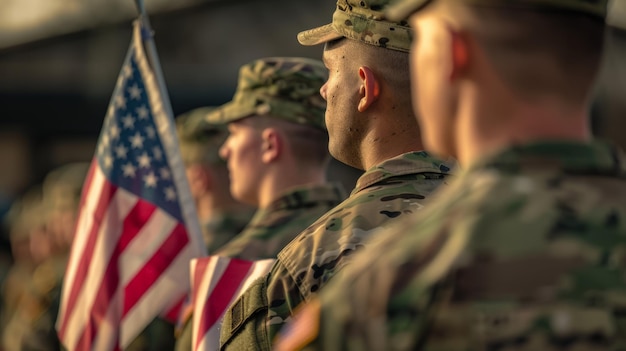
[56,19,205,351]
[191,256,276,351]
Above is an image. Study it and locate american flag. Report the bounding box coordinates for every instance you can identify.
[191,257,276,351]
[56,19,205,351]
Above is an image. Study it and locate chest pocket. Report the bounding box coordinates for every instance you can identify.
[219,276,271,351]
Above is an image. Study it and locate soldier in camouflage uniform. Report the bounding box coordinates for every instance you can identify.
[174,57,345,351]
[218,2,454,349]
[1,186,45,351]
[19,163,89,351]
[274,1,626,350]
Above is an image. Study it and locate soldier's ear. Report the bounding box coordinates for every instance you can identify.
[357,66,380,112]
[448,27,469,81]
[187,165,212,194]
[261,127,282,164]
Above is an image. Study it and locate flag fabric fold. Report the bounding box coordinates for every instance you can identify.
[56,18,205,351]
[191,257,276,351]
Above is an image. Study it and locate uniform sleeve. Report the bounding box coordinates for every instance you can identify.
[266,260,306,342]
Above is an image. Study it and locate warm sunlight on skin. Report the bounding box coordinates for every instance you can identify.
[408,12,458,160]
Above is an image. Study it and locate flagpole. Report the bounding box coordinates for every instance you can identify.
[133,0,175,120]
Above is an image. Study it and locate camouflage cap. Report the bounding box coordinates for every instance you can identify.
[297,0,412,53]
[42,162,90,213]
[176,107,228,165]
[386,0,608,22]
[205,57,328,130]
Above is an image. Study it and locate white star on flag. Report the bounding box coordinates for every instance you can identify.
[137,105,149,119]
[128,84,142,100]
[130,132,145,149]
[137,152,151,168]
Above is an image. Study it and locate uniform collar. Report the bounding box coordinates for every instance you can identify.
[353,151,456,195]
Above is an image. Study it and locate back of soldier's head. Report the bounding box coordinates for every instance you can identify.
[388,0,608,103]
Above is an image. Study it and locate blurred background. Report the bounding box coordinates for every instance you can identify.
[0,0,624,230]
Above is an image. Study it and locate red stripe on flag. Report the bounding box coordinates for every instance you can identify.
[163,295,186,323]
[57,176,117,339]
[75,199,157,350]
[194,261,253,351]
[123,222,189,316]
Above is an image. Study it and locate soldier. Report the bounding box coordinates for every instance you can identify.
[1,186,45,351]
[275,0,626,350]
[218,1,455,349]
[20,163,89,351]
[174,57,346,351]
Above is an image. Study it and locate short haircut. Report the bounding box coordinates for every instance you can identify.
[439,2,606,103]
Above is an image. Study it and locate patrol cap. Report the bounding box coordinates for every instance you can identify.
[205,57,328,130]
[176,107,228,165]
[298,0,412,53]
[43,162,90,212]
[386,0,608,22]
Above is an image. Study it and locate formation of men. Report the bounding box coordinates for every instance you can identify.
[1,0,624,350]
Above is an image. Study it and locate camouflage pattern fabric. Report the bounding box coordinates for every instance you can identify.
[173,183,344,351]
[282,140,626,351]
[18,254,67,351]
[297,0,412,53]
[202,209,256,254]
[385,0,608,22]
[215,183,346,260]
[205,57,328,130]
[218,151,455,350]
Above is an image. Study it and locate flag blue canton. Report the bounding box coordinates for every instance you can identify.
[96,47,183,222]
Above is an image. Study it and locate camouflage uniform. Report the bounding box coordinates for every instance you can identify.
[283,140,626,351]
[175,57,343,351]
[202,210,255,254]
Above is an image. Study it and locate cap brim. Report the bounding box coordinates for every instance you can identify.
[204,100,256,125]
[385,0,432,22]
[297,23,344,46]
